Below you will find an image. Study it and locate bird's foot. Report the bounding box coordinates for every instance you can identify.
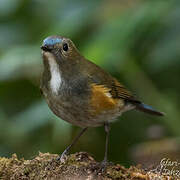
[56,149,69,163]
[100,159,108,172]
[97,159,113,173]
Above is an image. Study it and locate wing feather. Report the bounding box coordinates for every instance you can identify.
[109,79,141,103]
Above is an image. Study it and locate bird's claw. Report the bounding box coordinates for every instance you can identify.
[56,150,69,163]
[100,160,108,172]
[97,159,112,173]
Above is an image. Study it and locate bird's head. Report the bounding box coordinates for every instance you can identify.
[41,35,85,91]
[41,36,81,64]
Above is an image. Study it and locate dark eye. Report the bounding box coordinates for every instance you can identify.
[63,43,68,51]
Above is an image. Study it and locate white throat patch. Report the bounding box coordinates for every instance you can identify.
[44,52,62,95]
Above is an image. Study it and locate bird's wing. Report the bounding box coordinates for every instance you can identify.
[85,59,140,104]
[109,78,141,104]
[88,78,140,116]
[88,73,141,104]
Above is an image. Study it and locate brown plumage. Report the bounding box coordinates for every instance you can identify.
[40,35,164,166]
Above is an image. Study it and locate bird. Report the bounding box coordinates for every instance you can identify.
[40,35,164,168]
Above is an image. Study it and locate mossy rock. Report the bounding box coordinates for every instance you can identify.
[0,152,174,179]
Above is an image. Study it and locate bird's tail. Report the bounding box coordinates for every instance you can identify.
[135,103,164,116]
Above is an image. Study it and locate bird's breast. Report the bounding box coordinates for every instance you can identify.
[43,51,62,95]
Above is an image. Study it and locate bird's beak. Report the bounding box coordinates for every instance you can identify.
[41,45,52,52]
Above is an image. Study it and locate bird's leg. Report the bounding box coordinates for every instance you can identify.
[57,127,88,162]
[100,122,110,170]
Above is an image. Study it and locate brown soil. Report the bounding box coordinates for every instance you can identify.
[0,152,176,180]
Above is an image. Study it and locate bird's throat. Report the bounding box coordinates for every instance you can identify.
[44,52,62,95]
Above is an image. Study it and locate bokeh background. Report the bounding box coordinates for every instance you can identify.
[0,0,180,168]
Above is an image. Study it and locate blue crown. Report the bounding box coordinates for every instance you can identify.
[43,37,62,46]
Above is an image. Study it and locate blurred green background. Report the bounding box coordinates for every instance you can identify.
[0,0,180,168]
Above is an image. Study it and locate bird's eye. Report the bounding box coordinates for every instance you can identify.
[63,43,68,51]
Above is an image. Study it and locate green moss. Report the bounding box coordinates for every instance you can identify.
[0,152,173,180]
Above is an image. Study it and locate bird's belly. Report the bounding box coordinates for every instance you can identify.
[49,102,122,127]
[44,92,134,127]
[45,96,88,127]
[88,101,135,127]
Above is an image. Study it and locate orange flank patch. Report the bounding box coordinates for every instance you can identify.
[90,84,121,115]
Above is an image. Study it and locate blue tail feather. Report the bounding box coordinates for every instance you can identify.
[136,103,164,116]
